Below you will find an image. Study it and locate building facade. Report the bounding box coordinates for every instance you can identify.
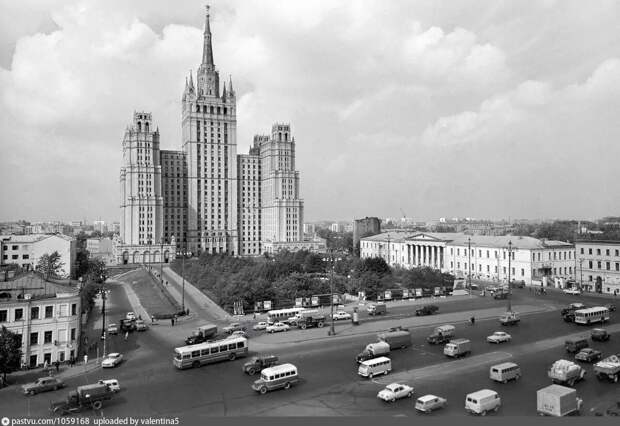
[0,275,81,367]
[575,240,620,295]
[0,234,76,278]
[161,150,188,251]
[237,137,263,256]
[353,217,381,250]
[360,232,575,286]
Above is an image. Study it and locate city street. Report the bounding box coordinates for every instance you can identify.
[1,282,619,417]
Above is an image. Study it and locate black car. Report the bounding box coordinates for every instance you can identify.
[591,328,610,342]
[605,304,617,312]
[563,312,576,323]
[575,348,603,363]
[415,305,439,316]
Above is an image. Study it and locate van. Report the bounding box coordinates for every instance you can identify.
[465,389,501,415]
[97,379,120,392]
[251,363,299,395]
[489,362,521,383]
[358,356,391,379]
[367,304,387,316]
[444,338,472,358]
[564,337,588,354]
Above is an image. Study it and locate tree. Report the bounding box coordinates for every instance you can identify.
[0,326,22,385]
[36,251,65,280]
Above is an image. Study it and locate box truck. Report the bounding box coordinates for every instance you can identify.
[537,385,583,417]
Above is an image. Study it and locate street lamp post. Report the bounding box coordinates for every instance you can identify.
[323,250,339,336]
[579,258,584,290]
[100,275,107,359]
[507,241,512,312]
[160,238,164,283]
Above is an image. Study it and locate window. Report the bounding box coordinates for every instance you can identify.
[22,254,29,259]
[45,306,53,318]
[606,262,611,270]
[589,261,593,269]
[589,248,592,255]
[43,331,52,344]
[521,268,525,276]
[14,308,23,321]
[580,248,584,254]
[597,261,602,269]
[191,350,200,358]
[211,346,219,354]
[0,310,7,322]
[70,328,76,341]
[30,332,38,345]
[31,307,39,319]
[71,304,77,316]
[219,345,228,353]
[606,249,610,256]
[597,249,601,255]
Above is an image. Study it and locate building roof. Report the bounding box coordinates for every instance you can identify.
[575,240,620,246]
[362,232,573,250]
[0,272,79,299]
[0,233,73,243]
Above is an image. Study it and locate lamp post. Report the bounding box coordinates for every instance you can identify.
[100,274,107,359]
[160,237,165,283]
[507,241,512,312]
[323,250,339,336]
[579,258,584,290]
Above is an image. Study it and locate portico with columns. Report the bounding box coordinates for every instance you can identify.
[402,234,453,271]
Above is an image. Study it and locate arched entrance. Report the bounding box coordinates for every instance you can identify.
[132,251,140,264]
[122,251,129,265]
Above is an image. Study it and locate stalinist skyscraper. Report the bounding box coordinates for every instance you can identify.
[117,6,324,264]
[182,5,238,255]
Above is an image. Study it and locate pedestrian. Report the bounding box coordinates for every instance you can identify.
[55,360,60,372]
[124,331,129,341]
[138,314,142,320]
[470,316,475,325]
[171,317,175,326]
[253,313,256,320]
[83,354,88,365]
[43,360,48,370]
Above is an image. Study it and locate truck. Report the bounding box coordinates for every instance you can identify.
[443,338,471,358]
[537,385,583,417]
[367,303,387,316]
[185,324,218,345]
[356,341,390,363]
[415,305,439,316]
[377,329,412,350]
[548,360,586,386]
[594,354,620,383]
[50,384,114,415]
[296,315,326,329]
[427,324,456,345]
[242,355,279,375]
[288,310,319,326]
[499,311,520,326]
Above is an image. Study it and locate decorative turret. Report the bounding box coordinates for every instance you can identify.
[228,75,235,97]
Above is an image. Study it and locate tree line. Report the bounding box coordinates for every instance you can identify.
[171,250,453,312]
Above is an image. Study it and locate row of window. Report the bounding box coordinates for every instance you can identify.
[0,304,77,323]
[586,261,620,271]
[2,254,29,260]
[580,247,620,257]
[2,245,27,251]
[27,328,77,346]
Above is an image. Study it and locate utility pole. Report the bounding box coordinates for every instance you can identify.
[507,240,512,312]
[160,237,164,284]
[579,258,583,290]
[100,275,107,359]
[181,238,186,312]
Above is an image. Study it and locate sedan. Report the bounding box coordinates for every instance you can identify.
[377,383,414,402]
[564,288,581,295]
[22,377,65,395]
[102,353,124,368]
[605,303,616,312]
[126,312,137,320]
[223,322,246,334]
[266,322,290,333]
[487,332,512,344]
[230,330,247,338]
[107,323,119,335]
[253,321,268,331]
[415,394,448,413]
[575,348,602,363]
[332,311,351,321]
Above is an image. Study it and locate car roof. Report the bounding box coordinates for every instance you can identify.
[386,383,404,390]
[418,394,440,402]
[108,352,121,357]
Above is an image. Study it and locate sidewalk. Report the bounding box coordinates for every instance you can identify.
[162,266,233,324]
[250,303,552,350]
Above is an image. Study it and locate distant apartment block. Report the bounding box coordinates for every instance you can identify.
[353,217,381,251]
[0,234,76,278]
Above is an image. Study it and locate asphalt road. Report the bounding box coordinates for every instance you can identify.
[1,285,619,418]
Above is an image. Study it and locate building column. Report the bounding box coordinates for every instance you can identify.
[430,245,435,268]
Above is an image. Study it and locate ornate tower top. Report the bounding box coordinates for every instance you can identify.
[202,4,214,70]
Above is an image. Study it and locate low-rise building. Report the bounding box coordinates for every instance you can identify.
[0,273,81,367]
[0,234,76,278]
[86,238,116,266]
[360,232,575,286]
[575,240,620,295]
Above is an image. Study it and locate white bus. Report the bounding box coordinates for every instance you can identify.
[173,336,248,369]
[574,307,610,325]
[267,308,306,325]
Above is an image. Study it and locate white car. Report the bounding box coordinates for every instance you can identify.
[377,383,414,402]
[126,312,136,320]
[101,353,124,368]
[266,322,290,333]
[564,288,581,295]
[253,321,268,331]
[487,332,512,344]
[230,330,247,338]
[98,379,120,392]
[332,311,351,321]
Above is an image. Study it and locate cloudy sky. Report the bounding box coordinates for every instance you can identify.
[1,0,619,223]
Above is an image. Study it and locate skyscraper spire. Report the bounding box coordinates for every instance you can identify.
[189,70,194,89]
[228,75,234,95]
[202,4,214,68]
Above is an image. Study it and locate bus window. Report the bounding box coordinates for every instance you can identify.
[237,341,245,349]
[228,343,236,351]
[219,345,228,353]
[192,350,200,357]
[211,346,219,354]
[201,349,209,356]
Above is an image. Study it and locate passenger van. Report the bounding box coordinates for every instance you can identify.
[251,363,299,395]
[465,389,501,415]
[358,356,391,378]
[98,379,120,392]
[489,362,521,383]
[564,337,588,354]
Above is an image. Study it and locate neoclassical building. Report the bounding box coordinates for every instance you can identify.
[361,231,576,286]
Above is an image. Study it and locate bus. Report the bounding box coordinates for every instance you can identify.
[574,307,610,325]
[173,336,248,369]
[267,308,306,325]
